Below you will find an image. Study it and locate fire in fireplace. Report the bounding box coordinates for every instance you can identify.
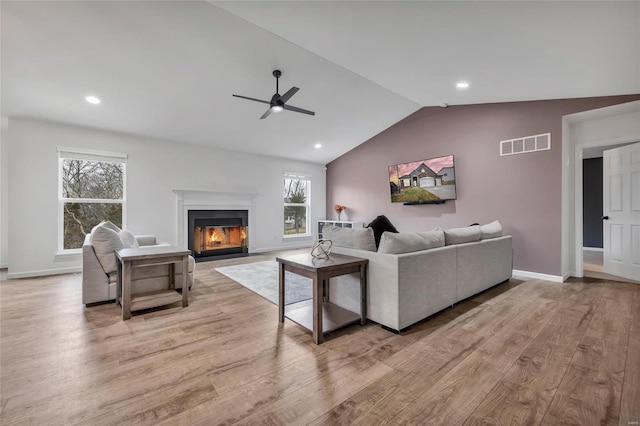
[188,210,249,261]
[194,226,247,252]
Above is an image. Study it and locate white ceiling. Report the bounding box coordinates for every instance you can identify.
[2,1,639,165]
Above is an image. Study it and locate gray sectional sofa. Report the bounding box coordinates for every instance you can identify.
[322,222,512,331]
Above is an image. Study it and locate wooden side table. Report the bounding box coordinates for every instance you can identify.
[116,245,190,320]
[276,253,368,344]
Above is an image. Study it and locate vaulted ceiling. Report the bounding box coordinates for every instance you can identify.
[2,1,639,164]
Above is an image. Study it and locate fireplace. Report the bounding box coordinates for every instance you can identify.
[188,210,249,262]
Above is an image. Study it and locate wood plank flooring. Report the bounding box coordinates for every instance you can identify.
[1,250,638,425]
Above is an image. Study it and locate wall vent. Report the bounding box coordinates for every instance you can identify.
[500,133,551,157]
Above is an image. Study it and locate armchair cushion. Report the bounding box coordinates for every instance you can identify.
[118,230,139,248]
[135,235,157,246]
[90,225,124,274]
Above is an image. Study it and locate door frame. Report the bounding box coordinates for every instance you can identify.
[562,100,640,280]
[575,138,638,277]
[574,139,637,277]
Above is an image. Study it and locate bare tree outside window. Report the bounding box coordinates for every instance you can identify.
[283,176,309,235]
[61,158,124,249]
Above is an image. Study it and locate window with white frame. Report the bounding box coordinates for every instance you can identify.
[283,172,310,237]
[58,148,127,251]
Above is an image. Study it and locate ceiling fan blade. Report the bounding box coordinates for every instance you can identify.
[278,87,299,104]
[232,94,271,105]
[260,107,273,120]
[283,104,315,116]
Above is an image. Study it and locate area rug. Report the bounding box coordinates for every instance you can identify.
[215,261,312,305]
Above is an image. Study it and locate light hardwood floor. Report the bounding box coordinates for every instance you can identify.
[1,250,638,425]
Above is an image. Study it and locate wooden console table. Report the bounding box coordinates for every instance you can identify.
[276,253,368,344]
[116,245,190,320]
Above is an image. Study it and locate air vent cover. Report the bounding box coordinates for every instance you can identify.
[500,133,551,157]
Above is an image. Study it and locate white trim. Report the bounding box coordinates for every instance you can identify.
[561,100,640,281]
[282,235,313,241]
[58,151,127,252]
[57,146,127,160]
[7,266,81,279]
[571,130,640,278]
[583,247,603,252]
[54,251,82,261]
[174,189,257,251]
[283,173,311,238]
[0,263,7,269]
[512,269,564,283]
[284,171,312,179]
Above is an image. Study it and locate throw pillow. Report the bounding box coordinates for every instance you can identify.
[378,230,445,254]
[480,220,503,239]
[444,225,481,245]
[118,230,140,248]
[322,225,376,252]
[90,225,124,274]
[367,215,398,249]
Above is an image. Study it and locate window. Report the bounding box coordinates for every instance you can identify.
[283,172,310,237]
[58,148,127,251]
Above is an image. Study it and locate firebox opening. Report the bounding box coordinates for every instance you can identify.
[187,209,249,262]
[194,225,247,253]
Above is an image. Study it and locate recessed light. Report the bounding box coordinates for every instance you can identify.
[456,82,469,89]
[314,143,322,149]
[85,96,101,104]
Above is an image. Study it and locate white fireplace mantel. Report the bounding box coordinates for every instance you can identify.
[174,189,258,250]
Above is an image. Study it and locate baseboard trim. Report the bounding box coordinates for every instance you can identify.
[512,269,564,283]
[7,266,82,279]
[583,247,603,252]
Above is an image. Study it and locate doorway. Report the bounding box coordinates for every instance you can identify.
[581,142,639,283]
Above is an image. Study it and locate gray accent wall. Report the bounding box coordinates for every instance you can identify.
[583,158,603,248]
[326,95,640,277]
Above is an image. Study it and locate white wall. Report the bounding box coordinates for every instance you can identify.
[561,100,640,279]
[6,118,326,278]
[1,117,8,268]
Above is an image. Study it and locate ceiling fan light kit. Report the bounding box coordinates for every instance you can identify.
[233,69,316,119]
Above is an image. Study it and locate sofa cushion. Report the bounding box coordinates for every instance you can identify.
[90,225,124,274]
[444,225,481,245]
[378,230,445,254]
[118,230,140,248]
[367,215,398,249]
[322,225,376,252]
[480,220,503,239]
[417,230,446,248]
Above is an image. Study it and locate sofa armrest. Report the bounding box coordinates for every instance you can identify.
[82,242,110,304]
[135,235,157,246]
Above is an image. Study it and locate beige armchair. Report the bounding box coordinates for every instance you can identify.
[82,223,194,306]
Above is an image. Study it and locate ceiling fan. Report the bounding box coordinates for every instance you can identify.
[232,70,315,120]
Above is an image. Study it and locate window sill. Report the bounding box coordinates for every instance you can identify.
[54,250,82,261]
[282,234,312,241]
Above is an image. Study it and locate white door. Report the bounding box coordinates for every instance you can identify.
[603,142,640,281]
